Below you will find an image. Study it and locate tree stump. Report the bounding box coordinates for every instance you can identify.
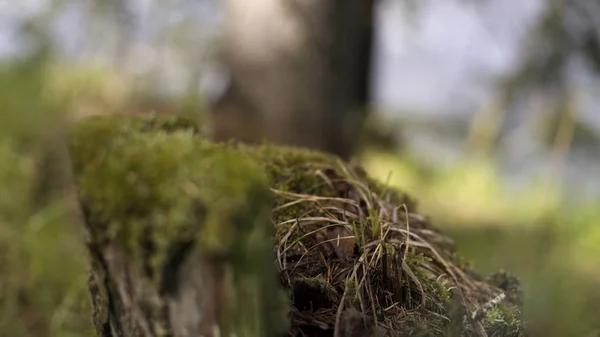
[68,114,525,337]
[68,115,289,337]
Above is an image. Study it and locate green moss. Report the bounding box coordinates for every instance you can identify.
[68,115,288,337]
[245,144,338,194]
[68,113,200,175]
[481,271,524,336]
[69,114,413,237]
[481,304,524,337]
[343,278,359,306]
[424,278,452,306]
[236,145,342,236]
[235,144,416,237]
[404,250,452,310]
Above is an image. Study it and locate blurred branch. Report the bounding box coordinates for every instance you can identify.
[496,0,600,105]
[476,0,600,158]
[548,90,577,175]
[17,0,70,55]
[466,95,508,157]
[89,0,136,67]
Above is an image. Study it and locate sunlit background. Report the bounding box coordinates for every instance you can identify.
[1,0,599,336]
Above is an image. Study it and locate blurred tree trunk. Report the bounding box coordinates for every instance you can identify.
[212,0,375,160]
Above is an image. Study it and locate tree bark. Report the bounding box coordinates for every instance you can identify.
[212,0,375,160]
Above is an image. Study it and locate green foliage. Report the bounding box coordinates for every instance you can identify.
[0,53,93,337]
[0,51,56,146]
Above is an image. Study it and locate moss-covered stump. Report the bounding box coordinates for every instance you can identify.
[68,114,524,337]
[68,115,289,337]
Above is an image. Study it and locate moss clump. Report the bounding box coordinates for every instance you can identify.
[480,271,524,336]
[486,270,523,306]
[481,305,523,337]
[246,144,416,207]
[68,113,200,174]
[405,251,452,307]
[69,115,288,337]
[74,131,269,259]
[69,114,524,337]
[233,144,416,237]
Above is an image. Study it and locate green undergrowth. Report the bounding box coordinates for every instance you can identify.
[0,56,92,337]
[0,137,92,337]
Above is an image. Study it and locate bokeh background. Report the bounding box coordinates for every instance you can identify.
[1,0,599,336]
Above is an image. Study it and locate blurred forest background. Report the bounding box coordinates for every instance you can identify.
[1,0,600,336]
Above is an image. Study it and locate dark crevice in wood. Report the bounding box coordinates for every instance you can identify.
[159,240,196,297]
[88,241,124,337]
[140,226,156,279]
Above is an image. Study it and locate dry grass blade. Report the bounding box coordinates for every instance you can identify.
[269,157,523,336]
